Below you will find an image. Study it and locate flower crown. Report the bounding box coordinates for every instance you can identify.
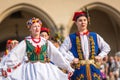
[26,17,42,29]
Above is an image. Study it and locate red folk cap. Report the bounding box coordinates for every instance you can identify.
[72,11,87,21]
[41,27,50,35]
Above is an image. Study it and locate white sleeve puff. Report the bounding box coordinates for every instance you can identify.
[97,34,111,58]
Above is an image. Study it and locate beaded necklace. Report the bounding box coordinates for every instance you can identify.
[30,36,41,55]
[31,36,41,43]
[76,32,95,60]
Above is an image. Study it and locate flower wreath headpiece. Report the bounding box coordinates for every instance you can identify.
[26,17,42,29]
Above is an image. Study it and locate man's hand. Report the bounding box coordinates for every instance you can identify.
[95,56,102,62]
[95,56,103,67]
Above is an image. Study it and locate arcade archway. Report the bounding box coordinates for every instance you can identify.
[70,2,120,56]
[0,3,57,55]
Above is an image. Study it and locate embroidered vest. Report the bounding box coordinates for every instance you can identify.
[26,40,49,62]
[69,32,100,60]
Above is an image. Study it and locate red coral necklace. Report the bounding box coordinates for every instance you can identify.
[31,36,41,43]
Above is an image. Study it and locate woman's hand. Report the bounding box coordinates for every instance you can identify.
[71,58,80,69]
[68,71,73,79]
[2,69,7,78]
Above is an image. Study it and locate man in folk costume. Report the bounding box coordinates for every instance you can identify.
[59,10,111,80]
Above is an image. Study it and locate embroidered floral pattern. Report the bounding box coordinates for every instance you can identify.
[26,40,49,62]
[76,32,95,60]
[76,74,84,80]
[75,32,96,80]
[93,73,101,80]
[89,36,95,59]
[76,36,83,60]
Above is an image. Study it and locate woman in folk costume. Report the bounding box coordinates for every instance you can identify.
[3,39,19,56]
[1,39,19,65]
[1,40,19,78]
[1,17,74,80]
[59,10,111,80]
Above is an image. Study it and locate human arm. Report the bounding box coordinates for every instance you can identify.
[2,41,26,76]
[47,40,74,72]
[95,34,111,61]
[59,36,75,63]
[2,40,26,69]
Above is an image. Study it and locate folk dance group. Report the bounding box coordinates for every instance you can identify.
[0,10,110,80]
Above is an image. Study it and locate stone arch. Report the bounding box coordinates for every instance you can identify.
[0,3,57,52]
[0,3,57,32]
[69,2,120,55]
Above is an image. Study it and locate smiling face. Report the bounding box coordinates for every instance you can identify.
[29,22,41,38]
[75,16,88,32]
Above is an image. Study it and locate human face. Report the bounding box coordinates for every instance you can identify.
[40,32,49,40]
[30,23,41,37]
[11,40,19,49]
[75,16,88,32]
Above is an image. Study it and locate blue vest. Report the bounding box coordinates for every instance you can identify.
[70,32,101,80]
[69,32,100,59]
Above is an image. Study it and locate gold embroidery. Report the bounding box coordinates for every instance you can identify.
[89,36,95,59]
[76,36,83,60]
[76,74,84,80]
[93,73,101,80]
[75,33,96,80]
[27,51,32,58]
[76,33,95,60]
